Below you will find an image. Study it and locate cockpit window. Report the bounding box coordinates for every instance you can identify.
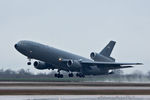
[18,41,24,45]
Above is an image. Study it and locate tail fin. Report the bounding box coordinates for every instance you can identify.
[100,41,116,57]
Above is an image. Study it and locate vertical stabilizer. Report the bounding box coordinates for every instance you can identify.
[100,41,116,57]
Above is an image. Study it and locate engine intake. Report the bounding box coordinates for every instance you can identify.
[90,52,97,59]
[67,60,73,67]
[90,52,115,62]
[67,60,81,68]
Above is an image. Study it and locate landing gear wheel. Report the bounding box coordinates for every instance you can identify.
[76,73,79,77]
[68,73,74,77]
[54,73,58,77]
[27,57,31,65]
[80,74,85,78]
[76,73,85,78]
[54,73,63,78]
[27,62,31,65]
[59,74,63,78]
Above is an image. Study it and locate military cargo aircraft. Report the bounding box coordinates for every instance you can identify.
[14,40,142,78]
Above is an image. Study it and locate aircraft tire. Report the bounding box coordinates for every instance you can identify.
[76,73,79,77]
[68,73,73,77]
[27,62,31,65]
[78,73,85,78]
[56,74,63,78]
[54,73,58,77]
[59,74,63,78]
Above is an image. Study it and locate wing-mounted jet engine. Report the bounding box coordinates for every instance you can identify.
[58,58,84,77]
[58,58,82,69]
[34,61,54,70]
[67,60,82,68]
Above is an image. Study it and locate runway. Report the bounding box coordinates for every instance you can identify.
[1,86,150,90]
[1,95,150,100]
[0,82,150,95]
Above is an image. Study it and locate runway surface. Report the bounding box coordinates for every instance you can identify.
[1,95,150,100]
[1,86,150,90]
[0,82,150,95]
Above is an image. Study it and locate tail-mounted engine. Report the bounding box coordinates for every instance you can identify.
[90,52,115,62]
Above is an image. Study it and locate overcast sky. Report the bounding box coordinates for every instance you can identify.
[0,0,149,74]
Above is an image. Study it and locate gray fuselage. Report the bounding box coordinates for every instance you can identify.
[15,41,96,73]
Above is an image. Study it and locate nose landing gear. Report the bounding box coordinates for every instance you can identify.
[27,62,31,65]
[27,58,32,65]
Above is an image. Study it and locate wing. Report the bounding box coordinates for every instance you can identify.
[58,58,142,69]
[81,61,143,69]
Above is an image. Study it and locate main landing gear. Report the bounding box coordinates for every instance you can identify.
[54,73,63,78]
[54,70,63,78]
[76,73,85,78]
[68,73,73,77]
[54,69,85,78]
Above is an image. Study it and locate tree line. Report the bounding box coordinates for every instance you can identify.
[0,68,150,82]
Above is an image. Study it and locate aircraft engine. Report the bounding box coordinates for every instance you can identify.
[90,52,115,62]
[67,60,81,68]
[90,52,104,61]
[90,52,97,59]
[34,61,50,70]
[67,60,73,67]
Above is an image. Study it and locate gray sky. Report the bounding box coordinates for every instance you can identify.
[0,0,149,73]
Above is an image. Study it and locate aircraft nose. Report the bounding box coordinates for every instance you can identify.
[14,44,18,49]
